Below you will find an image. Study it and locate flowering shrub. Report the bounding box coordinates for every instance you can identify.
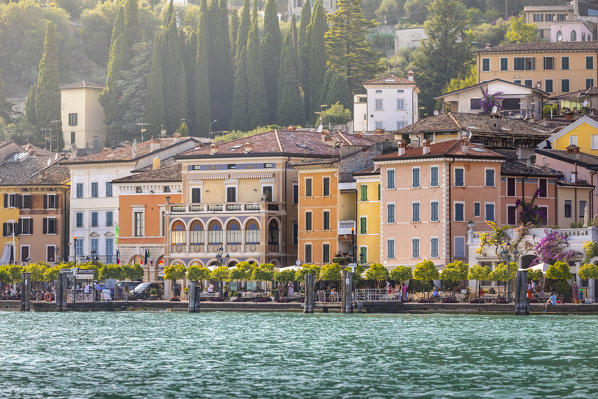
[531,231,575,266]
[480,87,503,113]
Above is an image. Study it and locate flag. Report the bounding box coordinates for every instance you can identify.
[144,249,150,265]
[115,224,119,246]
[116,249,120,265]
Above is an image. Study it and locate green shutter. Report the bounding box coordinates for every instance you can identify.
[360,185,367,201]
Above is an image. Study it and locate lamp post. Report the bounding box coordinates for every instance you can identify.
[501,242,519,303]
[73,236,77,266]
[350,227,357,263]
[215,246,229,298]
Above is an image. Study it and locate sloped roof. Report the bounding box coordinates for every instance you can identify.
[541,115,598,145]
[435,78,548,99]
[0,155,69,186]
[395,112,550,138]
[375,139,505,161]
[353,166,379,176]
[63,137,200,164]
[536,148,598,170]
[60,81,104,90]
[477,41,598,54]
[501,160,562,178]
[177,130,375,159]
[112,160,181,183]
[363,74,415,85]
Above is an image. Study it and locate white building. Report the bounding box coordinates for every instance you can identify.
[288,0,336,20]
[394,28,427,53]
[60,81,107,151]
[353,73,419,133]
[62,136,200,263]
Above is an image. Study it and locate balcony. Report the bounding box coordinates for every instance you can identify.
[170,202,283,214]
[338,220,356,236]
[170,242,273,255]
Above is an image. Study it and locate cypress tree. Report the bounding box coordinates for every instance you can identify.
[231,46,249,130]
[35,22,60,131]
[297,0,311,118]
[325,0,384,93]
[207,0,233,129]
[25,84,37,126]
[146,30,166,134]
[277,31,302,126]
[184,30,197,135]
[235,0,251,59]
[230,10,240,59]
[306,0,327,122]
[262,0,282,122]
[161,0,188,133]
[99,7,128,137]
[195,0,211,137]
[0,71,12,123]
[246,19,268,128]
[320,68,351,110]
[124,0,139,46]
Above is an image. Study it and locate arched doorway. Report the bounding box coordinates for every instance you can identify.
[226,219,241,252]
[245,219,260,253]
[208,220,223,252]
[189,220,204,252]
[171,220,186,253]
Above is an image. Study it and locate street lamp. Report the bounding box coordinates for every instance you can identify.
[501,242,519,303]
[350,227,357,264]
[215,246,229,298]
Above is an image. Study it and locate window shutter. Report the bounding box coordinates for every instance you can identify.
[29,219,33,234]
[43,218,47,234]
[23,195,31,209]
[18,219,22,235]
[2,223,7,236]
[43,194,48,209]
[16,194,22,209]
[3,194,7,208]
[15,221,21,236]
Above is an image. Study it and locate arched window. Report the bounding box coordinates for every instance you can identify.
[226,220,241,244]
[556,31,562,41]
[171,221,185,245]
[571,30,577,41]
[208,220,223,244]
[268,219,279,245]
[190,221,204,245]
[245,220,260,244]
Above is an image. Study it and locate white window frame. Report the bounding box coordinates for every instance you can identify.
[45,217,57,235]
[292,183,299,204]
[412,167,420,188]
[454,201,465,222]
[430,165,439,187]
[20,245,30,262]
[454,236,465,259]
[591,135,598,150]
[132,208,145,237]
[261,183,274,202]
[359,216,368,234]
[387,239,395,259]
[411,237,420,259]
[569,135,578,146]
[506,177,516,197]
[374,98,383,111]
[430,237,439,258]
[190,185,202,204]
[430,200,439,222]
[484,202,495,222]
[20,217,33,235]
[46,194,58,209]
[386,168,395,189]
[387,202,395,223]
[484,168,495,187]
[412,201,420,222]
[46,244,57,263]
[225,184,238,203]
[481,57,490,72]
[396,98,405,111]
[474,202,481,217]
[454,167,465,187]
[507,204,517,225]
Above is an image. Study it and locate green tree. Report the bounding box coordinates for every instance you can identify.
[25,84,37,126]
[0,71,12,123]
[123,264,144,281]
[208,0,234,129]
[390,265,412,283]
[297,0,311,118]
[545,261,571,281]
[489,262,517,282]
[277,30,303,126]
[578,263,598,280]
[320,102,352,125]
[235,0,251,58]
[320,68,351,110]
[262,0,282,122]
[295,264,322,281]
[210,265,230,281]
[413,260,439,297]
[187,264,211,281]
[146,24,166,133]
[194,0,211,137]
[467,264,490,299]
[230,8,240,58]
[99,264,126,281]
[444,64,476,94]
[505,14,538,43]
[231,46,250,130]
[164,263,187,280]
[412,0,471,115]
[365,263,389,287]
[252,263,275,281]
[440,261,468,292]
[305,0,328,120]
[183,29,197,135]
[319,263,342,282]
[274,269,296,283]
[325,0,384,94]
[246,19,268,128]
[35,22,60,131]
[527,269,543,282]
[26,263,50,282]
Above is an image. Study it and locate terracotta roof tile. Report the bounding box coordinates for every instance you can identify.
[112,160,181,183]
[375,139,505,161]
[178,130,375,158]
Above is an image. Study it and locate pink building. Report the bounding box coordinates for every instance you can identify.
[550,21,594,42]
[374,139,504,269]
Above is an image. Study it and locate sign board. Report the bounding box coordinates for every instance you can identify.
[104,279,116,289]
[348,263,358,272]
[74,269,95,280]
[101,289,112,301]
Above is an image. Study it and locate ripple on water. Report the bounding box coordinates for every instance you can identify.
[0,312,597,398]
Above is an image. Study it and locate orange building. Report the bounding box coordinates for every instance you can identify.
[112,159,182,281]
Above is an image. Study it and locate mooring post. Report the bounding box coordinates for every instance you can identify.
[21,272,31,311]
[56,272,63,311]
[304,273,315,313]
[514,269,530,315]
[341,270,353,314]
[188,281,201,313]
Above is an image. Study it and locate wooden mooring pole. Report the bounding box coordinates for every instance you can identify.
[341,270,353,313]
[21,272,31,311]
[514,269,530,315]
[188,281,201,313]
[304,273,315,313]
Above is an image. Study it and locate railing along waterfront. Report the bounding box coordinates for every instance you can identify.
[356,289,400,302]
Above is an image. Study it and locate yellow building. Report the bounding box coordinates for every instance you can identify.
[543,116,598,155]
[60,81,106,151]
[0,186,21,264]
[353,167,380,265]
[476,42,598,96]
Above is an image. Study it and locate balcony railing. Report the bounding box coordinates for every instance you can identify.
[170,202,283,214]
[169,242,271,255]
[338,220,356,235]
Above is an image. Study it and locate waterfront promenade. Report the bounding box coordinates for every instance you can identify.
[3,299,598,314]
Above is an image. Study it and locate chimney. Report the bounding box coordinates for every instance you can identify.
[567,144,580,153]
[152,156,160,170]
[210,143,218,155]
[516,147,523,160]
[397,139,406,156]
[150,138,160,152]
[422,139,431,154]
[287,125,297,131]
[461,139,470,154]
[173,132,181,142]
[131,139,137,157]
[244,142,253,153]
[485,43,491,48]
[407,70,414,82]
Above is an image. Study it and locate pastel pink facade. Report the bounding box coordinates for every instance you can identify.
[499,176,558,226]
[375,140,504,268]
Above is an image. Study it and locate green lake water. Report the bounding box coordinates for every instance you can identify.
[1,312,597,398]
